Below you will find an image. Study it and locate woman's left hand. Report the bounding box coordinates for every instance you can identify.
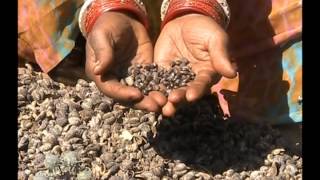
[154,13,237,117]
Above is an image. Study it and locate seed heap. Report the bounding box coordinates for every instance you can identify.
[18,63,302,180]
[122,58,195,96]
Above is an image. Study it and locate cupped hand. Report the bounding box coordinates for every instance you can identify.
[86,12,166,112]
[154,13,237,117]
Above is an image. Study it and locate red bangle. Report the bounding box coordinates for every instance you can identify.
[161,0,227,29]
[85,0,149,35]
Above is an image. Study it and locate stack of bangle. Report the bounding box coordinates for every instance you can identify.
[161,0,230,29]
[78,0,230,38]
[79,0,148,38]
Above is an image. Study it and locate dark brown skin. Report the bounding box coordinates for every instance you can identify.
[85,12,167,112]
[86,12,236,116]
[154,14,237,117]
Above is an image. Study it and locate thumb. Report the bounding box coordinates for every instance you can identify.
[209,35,237,78]
[88,31,114,75]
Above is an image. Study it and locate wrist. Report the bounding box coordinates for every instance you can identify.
[79,0,149,38]
[161,0,230,30]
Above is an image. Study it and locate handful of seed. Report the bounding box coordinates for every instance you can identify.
[121,58,196,96]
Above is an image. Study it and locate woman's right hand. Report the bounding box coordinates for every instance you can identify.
[85,12,167,112]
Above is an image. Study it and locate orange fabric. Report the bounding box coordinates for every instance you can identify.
[210,0,302,123]
[18,0,83,73]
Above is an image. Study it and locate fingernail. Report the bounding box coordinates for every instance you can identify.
[231,63,238,71]
[226,65,237,78]
[94,66,100,74]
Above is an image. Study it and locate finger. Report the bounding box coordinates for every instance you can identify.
[85,43,97,80]
[168,87,187,105]
[133,42,154,65]
[186,70,214,102]
[93,74,143,102]
[162,101,176,117]
[209,35,236,78]
[132,24,154,65]
[133,96,161,112]
[88,31,114,75]
[148,91,167,107]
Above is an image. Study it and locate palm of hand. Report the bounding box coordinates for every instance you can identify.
[154,14,236,116]
[155,14,233,76]
[85,12,167,113]
[86,12,153,76]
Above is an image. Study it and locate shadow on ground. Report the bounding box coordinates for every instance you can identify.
[150,95,301,174]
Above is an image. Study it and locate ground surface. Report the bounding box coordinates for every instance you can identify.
[18,64,302,180]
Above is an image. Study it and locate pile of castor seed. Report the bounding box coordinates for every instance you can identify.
[18,60,302,180]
